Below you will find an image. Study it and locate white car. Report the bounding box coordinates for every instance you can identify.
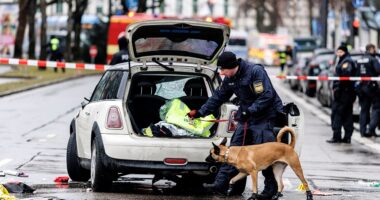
[66,20,304,192]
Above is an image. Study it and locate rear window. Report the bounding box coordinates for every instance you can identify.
[131,24,225,60]
[130,75,209,100]
[135,38,218,57]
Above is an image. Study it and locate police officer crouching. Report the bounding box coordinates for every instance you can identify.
[187,51,284,199]
[327,46,357,144]
[356,44,380,137]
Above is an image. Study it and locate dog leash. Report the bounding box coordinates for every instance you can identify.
[199,118,249,146]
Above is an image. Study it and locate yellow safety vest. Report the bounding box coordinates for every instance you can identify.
[50,38,60,51]
[279,52,287,64]
[160,99,215,137]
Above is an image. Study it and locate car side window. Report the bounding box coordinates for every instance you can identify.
[101,71,124,100]
[91,71,111,102]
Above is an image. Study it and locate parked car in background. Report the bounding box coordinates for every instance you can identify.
[287,57,309,91]
[293,37,321,61]
[299,49,334,97]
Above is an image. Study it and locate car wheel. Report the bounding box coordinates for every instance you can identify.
[90,137,113,192]
[66,133,90,182]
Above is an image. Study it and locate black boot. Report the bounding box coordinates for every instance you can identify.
[248,193,259,200]
[326,138,341,143]
[342,138,351,144]
[271,192,283,200]
[258,191,275,200]
[227,184,234,196]
[306,190,313,200]
[202,183,227,196]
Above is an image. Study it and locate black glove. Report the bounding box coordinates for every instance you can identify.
[187,110,202,119]
[240,108,250,122]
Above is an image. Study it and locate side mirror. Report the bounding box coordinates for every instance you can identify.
[81,97,90,109]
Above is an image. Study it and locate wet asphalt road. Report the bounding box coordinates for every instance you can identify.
[0,67,380,200]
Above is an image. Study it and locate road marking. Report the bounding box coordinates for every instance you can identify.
[39,139,47,142]
[46,134,56,138]
[272,78,380,153]
[0,158,12,167]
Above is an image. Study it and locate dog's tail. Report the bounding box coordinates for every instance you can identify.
[276,126,296,149]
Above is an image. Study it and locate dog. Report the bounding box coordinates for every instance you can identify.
[205,126,313,200]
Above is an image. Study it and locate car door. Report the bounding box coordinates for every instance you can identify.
[76,72,111,158]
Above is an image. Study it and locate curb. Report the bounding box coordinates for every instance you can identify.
[0,74,100,98]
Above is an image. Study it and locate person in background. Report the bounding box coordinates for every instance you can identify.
[49,36,65,73]
[327,46,357,144]
[356,44,380,137]
[110,32,129,65]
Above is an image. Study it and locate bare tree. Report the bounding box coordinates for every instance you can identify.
[238,0,280,33]
[39,0,48,60]
[64,0,74,61]
[14,0,29,58]
[137,0,147,13]
[27,0,37,59]
[73,0,88,61]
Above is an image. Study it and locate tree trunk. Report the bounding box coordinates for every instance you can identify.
[65,0,74,61]
[137,0,147,13]
[14,0,29,58]
[308,0,314,35]
[27,0,37,59]
[73,0,88,61]
[256,0,277,33]
[39,0,48,60]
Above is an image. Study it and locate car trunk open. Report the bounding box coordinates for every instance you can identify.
[127,73,220,138]
[126,20,230,65]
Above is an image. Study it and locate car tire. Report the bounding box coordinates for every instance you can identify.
[90,137,113,192]
[66,133,90,182]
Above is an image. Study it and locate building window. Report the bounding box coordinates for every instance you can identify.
[193,0,198,15]
[96,6,103,14]
[57,0,63,14]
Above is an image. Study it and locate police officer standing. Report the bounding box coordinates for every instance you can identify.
[49,36,65,73]
[327,46,357,143]
[356,44,380,137]
[110,32,129,65]
[187,51,284,199]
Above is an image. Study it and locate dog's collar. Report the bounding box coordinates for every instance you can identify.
[224,147,230,162]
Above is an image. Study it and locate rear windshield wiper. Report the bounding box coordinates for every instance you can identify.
[152,58,174,71]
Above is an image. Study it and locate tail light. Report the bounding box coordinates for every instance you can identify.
[164,158,187,165]
[228,111,238,132]
[106,106,123,129]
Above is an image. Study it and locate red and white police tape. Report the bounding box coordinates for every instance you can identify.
[2,57,380,81]
[0,58,110,71]
[273,75,380,81]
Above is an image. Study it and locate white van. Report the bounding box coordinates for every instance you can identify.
[225,29,249,60]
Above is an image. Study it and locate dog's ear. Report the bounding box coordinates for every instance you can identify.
[220,137,227,146]
[212,142,220,155]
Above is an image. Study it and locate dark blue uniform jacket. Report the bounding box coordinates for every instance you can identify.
[198,60,283,123]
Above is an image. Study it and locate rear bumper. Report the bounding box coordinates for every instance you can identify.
[101,134,217,162]
[106,158,213,174]
[96,133,221,174]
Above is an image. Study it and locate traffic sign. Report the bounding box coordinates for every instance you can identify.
[89,45,97,58]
